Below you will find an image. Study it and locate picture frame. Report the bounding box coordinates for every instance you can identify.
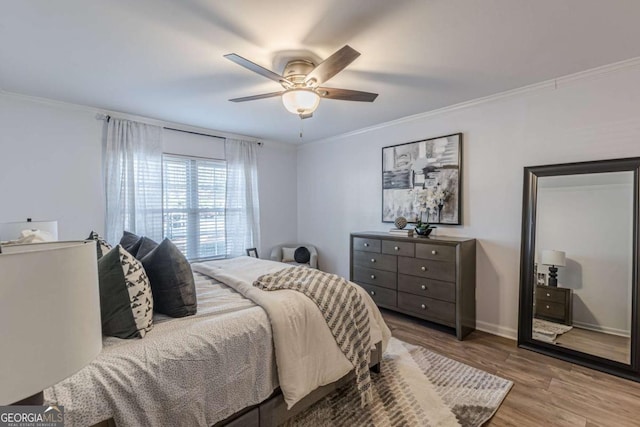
[246,248,258,258]
[382,133,462,225]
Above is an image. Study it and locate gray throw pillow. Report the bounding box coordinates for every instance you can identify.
[141,238,197,318]
[294,246,311,264]
[134,237,158,260]
[98,245,154,339]
[120,231,140,253]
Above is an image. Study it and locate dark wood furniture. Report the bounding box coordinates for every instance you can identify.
[350,231,476,340]
[535,285,572,326]
[518,157,640,384]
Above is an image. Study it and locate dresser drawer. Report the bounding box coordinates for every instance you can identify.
[398,274,455,302]
[398,292,455,325]
[381,240,415,257]
[415,243,456,262]
[353,237,381,253]
[398,256,455,282]
[357,283,396,307]
[536,286,569,303]
[535,300,566,320]
[353,250,397,272]
[353,266,397,289]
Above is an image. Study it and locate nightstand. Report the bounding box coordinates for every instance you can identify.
[535,285,572,326]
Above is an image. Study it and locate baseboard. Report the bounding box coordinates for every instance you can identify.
[572,320,630,338]
[475,320,517,340]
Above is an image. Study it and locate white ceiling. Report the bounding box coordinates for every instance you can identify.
[2,1,640,143]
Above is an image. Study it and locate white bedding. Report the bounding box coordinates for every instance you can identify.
[192,257,392,409]
[44,274,278,427]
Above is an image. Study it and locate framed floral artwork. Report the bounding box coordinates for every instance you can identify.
[382,133,462,225]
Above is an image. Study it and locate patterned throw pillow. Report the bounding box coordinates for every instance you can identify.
[141,238,197,318]
[98,245,154,339]
[87,231,112,259]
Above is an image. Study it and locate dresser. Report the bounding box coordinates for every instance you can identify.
[534,285,572,326]
[350,232,476,340]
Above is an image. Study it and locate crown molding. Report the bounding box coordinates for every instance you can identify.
[4,55,640,149]
[305,56,640,147]
[0,89,265,144]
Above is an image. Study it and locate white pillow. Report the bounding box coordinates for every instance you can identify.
[282,247,297,262]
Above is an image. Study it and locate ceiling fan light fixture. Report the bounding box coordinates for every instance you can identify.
[281,88,320,115]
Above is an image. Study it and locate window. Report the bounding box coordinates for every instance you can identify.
[162,154,226,261]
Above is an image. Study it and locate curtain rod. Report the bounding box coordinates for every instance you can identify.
[97,114,262,146]
[164,127,225,140]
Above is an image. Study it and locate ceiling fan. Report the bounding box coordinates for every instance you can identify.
[224,45,378,119]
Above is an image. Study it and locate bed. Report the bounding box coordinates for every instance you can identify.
[45,257,390,426]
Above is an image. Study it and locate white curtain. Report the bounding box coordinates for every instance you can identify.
[104,118,163,245]
[225,139,261,257]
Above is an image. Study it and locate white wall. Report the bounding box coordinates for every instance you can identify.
[536,175,633,335]
[256,140,298,258]
[0,93,298,258]
[296,62,640,338]
[0,94,105,239]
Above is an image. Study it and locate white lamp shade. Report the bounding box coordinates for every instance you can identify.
[282,89,320,115]
[0,220,58,241]
[0,241,102,405]
[540,249,566,267]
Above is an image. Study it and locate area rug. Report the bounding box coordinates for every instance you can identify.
[532,318,573,343]
[286,337,513,427]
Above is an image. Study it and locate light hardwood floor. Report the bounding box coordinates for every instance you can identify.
[381,310,640,427]
[555,327,630,364]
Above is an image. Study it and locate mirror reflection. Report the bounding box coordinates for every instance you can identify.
[532,171,633,364]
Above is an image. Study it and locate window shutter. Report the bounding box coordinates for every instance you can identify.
[162,154,226,260]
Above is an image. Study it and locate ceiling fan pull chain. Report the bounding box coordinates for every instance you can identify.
[299,119,304,141]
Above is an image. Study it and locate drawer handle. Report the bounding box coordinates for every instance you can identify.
[370,290,376,296]
[364,243,369,247]
[431,250,438,255]
[421,266,428,271]
[421,304,427,310]
[394,246,399,251]
[370,274,376,279]
[546,293,551,297]
[371,258,376,263]
[421,284,427,290]
[546,305,550,309]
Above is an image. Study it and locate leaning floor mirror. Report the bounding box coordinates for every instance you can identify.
[518,157,640,381]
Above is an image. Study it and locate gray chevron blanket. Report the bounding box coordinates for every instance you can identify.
[254,267,373,406]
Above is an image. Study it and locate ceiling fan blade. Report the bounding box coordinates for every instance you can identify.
[318,87,378,102]
[224,53,288,85]
[229,91,283,102]
[304,45,360,87]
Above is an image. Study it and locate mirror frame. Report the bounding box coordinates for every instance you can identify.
[518,157,640,382]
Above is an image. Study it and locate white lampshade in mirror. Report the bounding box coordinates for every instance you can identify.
[540,249,566,267]
[281,89,320,115]
[0,219,58,242]
[0,241,102,405]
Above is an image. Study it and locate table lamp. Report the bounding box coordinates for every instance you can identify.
[541,249,566,287]
[0,218,58,242]
[0,241,102,405]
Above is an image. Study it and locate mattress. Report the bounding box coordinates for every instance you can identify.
[44,273,278,427]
